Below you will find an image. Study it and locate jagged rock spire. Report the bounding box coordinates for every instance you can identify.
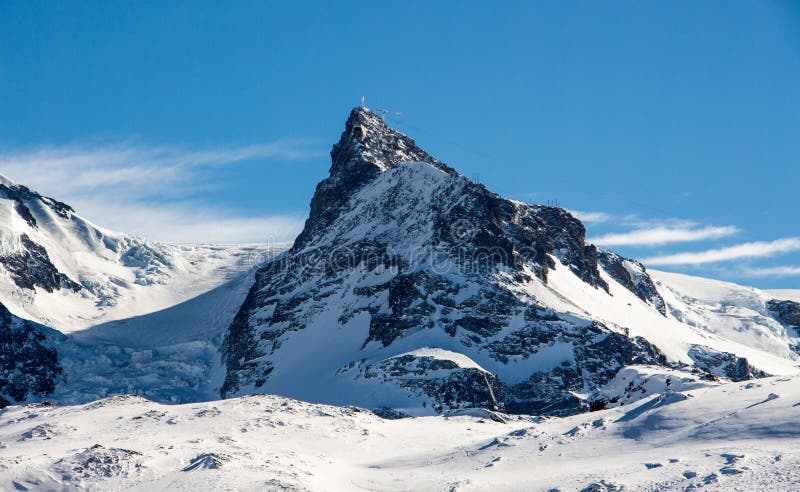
[294,107,454,249]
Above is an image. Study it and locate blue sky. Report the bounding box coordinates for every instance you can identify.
[1,1,799,288]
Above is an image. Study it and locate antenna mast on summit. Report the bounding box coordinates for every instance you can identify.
[361,96,365,108]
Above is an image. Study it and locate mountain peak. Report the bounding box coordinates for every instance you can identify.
[331,106,452,176]
[294,108,455,248]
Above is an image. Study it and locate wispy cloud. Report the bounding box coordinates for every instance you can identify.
[571,209,717,232]
[0,140,322,243]
[0,140,320,197]
[569,210,612,224]
[736,266,800,278]
[590,225,739,247]
[68,199,306,244]
[642,238,800,266]
[575,208,800,281]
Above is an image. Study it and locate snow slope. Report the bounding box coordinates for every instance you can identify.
[650,270,800,360]
[2,374,800,491]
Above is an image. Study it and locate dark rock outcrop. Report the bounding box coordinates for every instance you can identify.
[0,302,62,407]
[353,353,504,413]
[0,234,82,293]
[767,299,800,330]
[766,299,800,354]
[503,325,667,415]
[0,180,75,228]
[688,345,768,382]
[597,249,666,315]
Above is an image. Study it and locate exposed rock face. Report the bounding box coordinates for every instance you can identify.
[182,452,230,471]
[0,180,75,228]
[220,107,673,416]
[767,299,800,330]
[0,234,82,293]
[503,325,666,415]
[348,352,505,414]
[688,345,768,382]
[293,107,456,250]
[766,298,800,354]
[597,249,666,315]
[0,302,62,407]
[291,108,607,289]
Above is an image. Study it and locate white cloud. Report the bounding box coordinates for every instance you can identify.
[0,140,322,243]
[68,199,305,244]
[571,210,710,231]
[569,210,612,224]
[642,238,800,266]
[736,266,800,278]
[590,225,739,247]
[0,140,321,198]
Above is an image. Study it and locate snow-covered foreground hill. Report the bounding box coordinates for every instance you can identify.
[3,373,800,491]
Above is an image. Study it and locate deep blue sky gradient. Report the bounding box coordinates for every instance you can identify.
[1,1,799,287]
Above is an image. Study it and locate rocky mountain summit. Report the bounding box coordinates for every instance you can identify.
[220,107,791,416]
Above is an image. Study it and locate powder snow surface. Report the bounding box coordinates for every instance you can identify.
[2,375,800,491]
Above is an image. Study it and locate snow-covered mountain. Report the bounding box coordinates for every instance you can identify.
[3,107,800,490]
[219,107,800,416]
[0,175,288,406]
[0,174,278,332]
[1,107,800,422]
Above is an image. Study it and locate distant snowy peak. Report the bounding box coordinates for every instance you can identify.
[650,269,800,359]
[0,177,86,293]
[0,173,288,408]
[0,171,281,332]
[0,172,167,290]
